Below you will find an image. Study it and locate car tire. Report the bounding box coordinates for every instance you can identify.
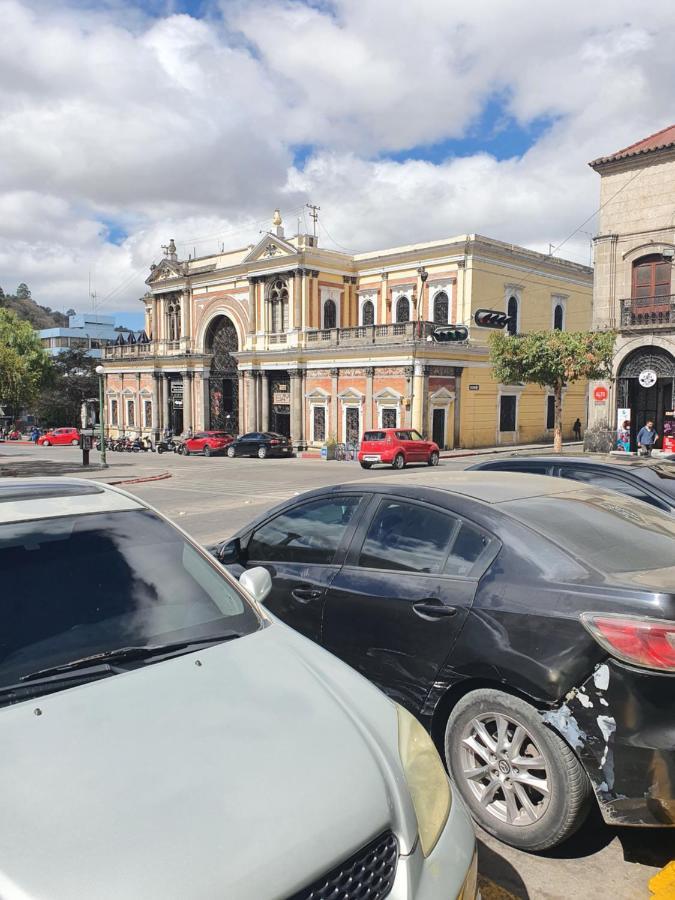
[392,453,405,470]
[360,461,372,469]
[258,446,267,459]
[71,439,80,446]
[428,451,440,466]
[227,446,236,458]
[445,688,592,852]
[204,445,211,458]
[42,440,51,446]
[157,446,164,454]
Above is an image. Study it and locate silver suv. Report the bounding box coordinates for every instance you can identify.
[0,479,478,899]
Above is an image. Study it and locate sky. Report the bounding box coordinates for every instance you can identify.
[1,0,675,326]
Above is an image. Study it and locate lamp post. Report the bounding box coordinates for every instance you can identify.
[410,265,429,432]
[95,365,107,466]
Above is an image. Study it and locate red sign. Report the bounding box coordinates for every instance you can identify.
[593,386,608,402]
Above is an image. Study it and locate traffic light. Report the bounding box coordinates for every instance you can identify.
[428,325,469,343]
[474,309,513,329]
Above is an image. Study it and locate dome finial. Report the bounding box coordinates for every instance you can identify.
[272,209,284,238]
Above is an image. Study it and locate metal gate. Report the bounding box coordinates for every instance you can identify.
[207,318,239,433]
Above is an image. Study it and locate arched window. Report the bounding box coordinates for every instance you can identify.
[167,298,181,342]
[433,291,449,325]
[323,298,337,329]
[553,304,564,330]
[396,296,410,323]
[269,278,289,333]
[632,254,672,303]
[507,295,518,336]
[361,299,375,326]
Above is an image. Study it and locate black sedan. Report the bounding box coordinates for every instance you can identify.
[468,454,675,513]
[212,472,675,851]
[225,432,293,459]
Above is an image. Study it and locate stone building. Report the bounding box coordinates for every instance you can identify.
[102,216,593,449]
[589,124,675,447]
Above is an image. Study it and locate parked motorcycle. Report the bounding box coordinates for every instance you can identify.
[155,437,179,454]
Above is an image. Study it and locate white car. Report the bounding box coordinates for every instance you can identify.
[0,478,478,900]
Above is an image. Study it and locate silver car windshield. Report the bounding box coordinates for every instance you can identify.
[0,509,260,687]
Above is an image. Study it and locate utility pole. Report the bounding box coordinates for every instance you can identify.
[410,265,429,433]
[306,203,320,239]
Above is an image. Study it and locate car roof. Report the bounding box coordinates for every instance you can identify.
[0,478,143,524]
[470,453,673,471]
[363,471,584,503]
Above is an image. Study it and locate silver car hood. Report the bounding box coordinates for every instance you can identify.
[0,625,415,900]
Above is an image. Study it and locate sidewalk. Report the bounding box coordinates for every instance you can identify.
[440,439,583,459]
[0,454,171,485]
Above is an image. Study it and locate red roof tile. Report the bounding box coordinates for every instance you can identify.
[589,124,675,168]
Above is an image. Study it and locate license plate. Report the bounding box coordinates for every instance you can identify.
[364,455,380,462]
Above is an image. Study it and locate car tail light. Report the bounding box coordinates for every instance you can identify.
[581,612,675,672]
[269,439,280,445]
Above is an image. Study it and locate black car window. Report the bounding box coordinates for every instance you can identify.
[241,433,260,441]
[358,500,458,574]
[247,496,363,565]
[559,466,669,511]
[363,431,386,441]
[445,523,492,575]
[482,461,551,474]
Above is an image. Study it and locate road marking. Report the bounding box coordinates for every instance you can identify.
[649,861,675,898]
[478,875,523,900]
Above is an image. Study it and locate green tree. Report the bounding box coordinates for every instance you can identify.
[35,348,98,427]
[0,308,51,422]
[15,283,31,300]
[488,330,616,452]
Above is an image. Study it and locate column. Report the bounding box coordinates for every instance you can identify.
[237,373,245,434]
[330,367,339,440]
[421,365,431,437]
[260,371,270,432]
[290,370,303,446]
[183,372,193,433]
[247,278,257,334]
[245,371,257,432]
[202,371,210,430]
[365,367,374,430]
[151,372,160,439]
[412,363,425,433]
[404,366,414,428]
[453,367,463,449]
[162,373,170,432]
[380,272,388,323]
[293,270,303,329]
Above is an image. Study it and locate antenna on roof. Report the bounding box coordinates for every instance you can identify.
[306,203,320,238]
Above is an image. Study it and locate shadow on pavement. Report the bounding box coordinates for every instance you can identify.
[477,838,530,899]
[538,806,614,860]
[0,460,119,477]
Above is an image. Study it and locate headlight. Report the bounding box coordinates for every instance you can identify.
[396,704,451,857]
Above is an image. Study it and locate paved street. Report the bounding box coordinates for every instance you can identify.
[2,442,673,898]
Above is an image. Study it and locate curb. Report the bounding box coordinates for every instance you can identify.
[106,472,172,486]
[440,442,583,460]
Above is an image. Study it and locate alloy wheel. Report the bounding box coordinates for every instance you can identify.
[460,713,550,826]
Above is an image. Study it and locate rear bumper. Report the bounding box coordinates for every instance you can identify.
[543,661,675,827]
[358,452,394,464]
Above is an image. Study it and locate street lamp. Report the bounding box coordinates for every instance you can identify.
[410,265,429,432]
[95,365,107,466]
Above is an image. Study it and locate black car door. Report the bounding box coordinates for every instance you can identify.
[322,496,497,711]
[238,433,259,457]
[241,493,367,641]
[556,464,673,511]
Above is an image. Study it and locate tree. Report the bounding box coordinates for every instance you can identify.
[35,348,99,427]
[488,330,616,452]
[15,283,31,300]
[0,308,51,422]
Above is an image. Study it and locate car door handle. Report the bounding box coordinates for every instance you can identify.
[413,599,457,619]
[291,586,323,603]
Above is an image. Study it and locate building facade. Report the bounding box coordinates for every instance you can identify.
[102,219,593,448]
[40,313,119,358]
[589,124,675,448]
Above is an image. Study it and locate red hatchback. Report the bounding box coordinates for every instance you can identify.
[183,431,234,457]
[37,427,81,447]
[358,428,440,470]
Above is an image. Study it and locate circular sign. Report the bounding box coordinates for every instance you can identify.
[638,369,658,388]
[593,386,608,402]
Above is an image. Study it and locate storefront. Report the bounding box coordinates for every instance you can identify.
[616,347,675,450]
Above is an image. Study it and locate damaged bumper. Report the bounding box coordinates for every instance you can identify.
[542,660,675,827]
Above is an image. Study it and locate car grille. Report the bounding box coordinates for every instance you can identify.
[289,831,398,900]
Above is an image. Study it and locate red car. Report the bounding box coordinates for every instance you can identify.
[37,427,81,447]
[358,428,440,469]
[183,431,234,457]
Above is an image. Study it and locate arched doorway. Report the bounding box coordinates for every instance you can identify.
[205,316,239,433]
[617,347,675,450]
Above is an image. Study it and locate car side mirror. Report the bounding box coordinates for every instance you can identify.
[239,566,272,605]
[215,537,241,564]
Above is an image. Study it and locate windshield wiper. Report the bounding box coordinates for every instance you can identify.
[20,633,241,682]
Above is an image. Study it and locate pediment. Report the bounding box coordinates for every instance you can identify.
[243,232,299,263]
[430,387,455,402]
[373,387,402,403]
[338,387,364,402]
[145,259,185,285]
[306,387,330,401]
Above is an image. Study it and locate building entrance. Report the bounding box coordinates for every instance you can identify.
[617,347,675,449]
[206,317,238,433]
[270,374,291,437]
[432,408,446,448]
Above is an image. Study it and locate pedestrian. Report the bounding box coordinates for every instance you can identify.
[637,419,658,457]
[573,418,582,441]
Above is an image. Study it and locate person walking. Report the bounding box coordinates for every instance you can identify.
[573,418,582,441]
[637,420,658,456]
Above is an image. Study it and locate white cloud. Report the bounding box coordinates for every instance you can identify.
[1,0,675,316]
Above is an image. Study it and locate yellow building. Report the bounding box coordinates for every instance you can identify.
[103,216,593,449]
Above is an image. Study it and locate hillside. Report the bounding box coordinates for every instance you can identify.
[0,285,68,329]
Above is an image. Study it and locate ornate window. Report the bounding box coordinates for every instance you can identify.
[433,291,449,325]
[507,295,519,335]
[396,296,410,323]
[632,254,672,303]
[110,399,118,426]
[312,406,326,442]
[126,399,135,428]
[269,278,289,333]
[166,297,181,342]
[323,298,337,329]
[553,304,564,330]
[143,400,152,428]
[362,299,375,326]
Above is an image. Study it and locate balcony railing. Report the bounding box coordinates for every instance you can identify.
[620,296,675,329]
[104,338,191,359]
[304,321,436,348]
